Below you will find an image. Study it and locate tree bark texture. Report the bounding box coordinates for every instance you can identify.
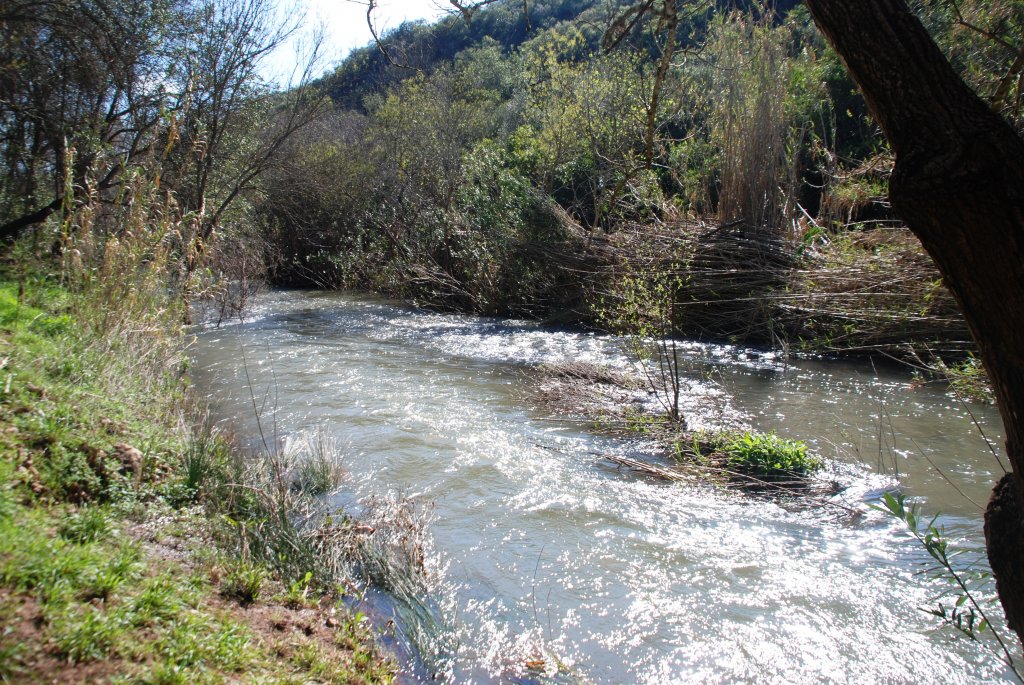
[804,0,1024,641]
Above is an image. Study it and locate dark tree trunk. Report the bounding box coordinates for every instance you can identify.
[0,197,62,243]
[804,0,1024,641]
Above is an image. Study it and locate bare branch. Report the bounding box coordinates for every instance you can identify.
[365,0,421,71]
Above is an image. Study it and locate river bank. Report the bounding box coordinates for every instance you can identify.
[0,278,396,683]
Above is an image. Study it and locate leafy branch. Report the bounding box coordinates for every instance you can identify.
[874,492,1023,683]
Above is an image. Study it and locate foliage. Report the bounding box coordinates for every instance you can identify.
[932,354,995,404]
[873,492,1023,680]
[915,0,1024,133]
[58,506,111,544]
[221,560,268,605]
[282,571,316,609]
[723,432,821,478]
[598,266,688,427]
[249,0,974,359]
[0,282,394,681]
[0,194,393,682]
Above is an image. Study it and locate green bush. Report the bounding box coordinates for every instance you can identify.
[724,432,821,478]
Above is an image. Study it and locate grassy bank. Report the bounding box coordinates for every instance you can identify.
[0,276,396,684]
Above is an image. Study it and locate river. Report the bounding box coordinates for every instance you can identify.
[189,289,1016,683]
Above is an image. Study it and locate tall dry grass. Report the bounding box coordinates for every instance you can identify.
[713,17,789,234]
[595,220,969,357]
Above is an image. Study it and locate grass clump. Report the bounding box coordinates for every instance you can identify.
[723,431,821,479]
[280,571,316,609]
[220,560,268,606]
[57,505,111,544]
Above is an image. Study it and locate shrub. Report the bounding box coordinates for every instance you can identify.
[724,432,821,478]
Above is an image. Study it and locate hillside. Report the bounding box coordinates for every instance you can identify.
[320,0,804,111]
[263,0,980,359]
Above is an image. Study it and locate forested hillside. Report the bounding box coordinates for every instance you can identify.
[246,0,1022,358]
[321,0,803,111]
[5,0,1020,356]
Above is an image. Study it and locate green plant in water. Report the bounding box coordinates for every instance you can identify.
[873,492,1023,682]
[724,432,820,478]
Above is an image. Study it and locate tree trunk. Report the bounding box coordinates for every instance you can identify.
[804,0,1024,642]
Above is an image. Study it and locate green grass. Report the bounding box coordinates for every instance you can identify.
[0,275,395,684]
[0,508,262,675]
[221,560,268,606]
[0,281,72,336]
[0,278,187,506]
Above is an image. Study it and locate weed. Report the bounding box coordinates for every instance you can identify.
[81,567,125,602]
[179,425,232,504]
[50,603,129,663]
[131,575,186,623]
[332,613,397,683]
[221,560,268,606]
[282,571,316,609]
[272,431,347,498]
[723,431,821,478]
[136,662,192,685]
[874,493,1022,682]
[623,409,672,435]
[58,505,111,543]
[0,625,25,681]
[290,641,330,675]
[293,450,345,497]
[0,462,17,520]
[0,511,101,598]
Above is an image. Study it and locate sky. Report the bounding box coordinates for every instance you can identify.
[263,0,449,84]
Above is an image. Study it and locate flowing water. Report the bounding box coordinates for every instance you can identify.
[189,290,1016,684]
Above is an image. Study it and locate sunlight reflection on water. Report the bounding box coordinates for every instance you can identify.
[190,290,1015,684]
